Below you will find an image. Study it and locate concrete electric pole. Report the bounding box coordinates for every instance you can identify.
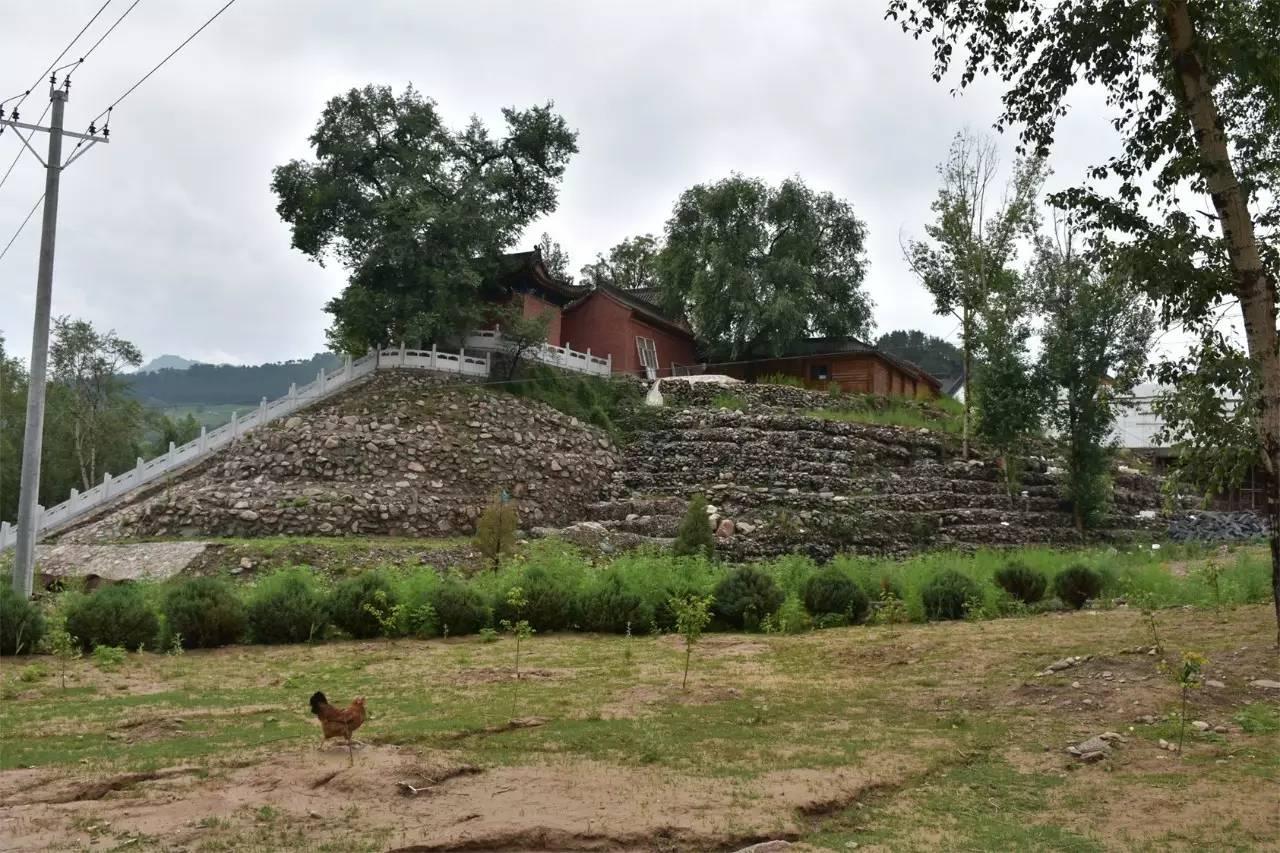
[3,79,107,597]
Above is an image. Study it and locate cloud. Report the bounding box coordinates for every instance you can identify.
[0,0,1121,365]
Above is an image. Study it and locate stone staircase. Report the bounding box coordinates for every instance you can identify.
[588,408,1162,559]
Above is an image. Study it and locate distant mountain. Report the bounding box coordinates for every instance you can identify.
[126,352,344,406]
[137,354,199,373]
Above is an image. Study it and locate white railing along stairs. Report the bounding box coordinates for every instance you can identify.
[0,343,503,552]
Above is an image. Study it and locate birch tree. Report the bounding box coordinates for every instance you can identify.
[887,0,1279,640]
[905,130,1045,458]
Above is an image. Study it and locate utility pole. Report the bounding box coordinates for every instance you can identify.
[4,79,107,597]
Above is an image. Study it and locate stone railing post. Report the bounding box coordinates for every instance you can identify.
[231,412,240,439]
[102,472,113,500]
[399,341,407,368]
[69,488,79,507]
[259,397,268,422]
[345,354,353,379]
[430,343,437,370]
[198,426,208,453]
[168,441,177,464]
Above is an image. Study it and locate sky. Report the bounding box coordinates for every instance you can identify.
[1,0,1159,367]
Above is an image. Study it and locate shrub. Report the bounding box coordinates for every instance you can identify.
[0,586,46,656]
[920,570,981,621]
[65,584,159,651]
[802,567,870,623]
[712,565,785,630]
[493,566,575,632]
[993,561,1048,604]
[329,572,398,639]
[673,494,715,559]
[578,571,655,633]
[429,579,491,636]
[162,577,246,649]
[1053,564,1103,610]
[246,568,329,644]
[474,492,519,571]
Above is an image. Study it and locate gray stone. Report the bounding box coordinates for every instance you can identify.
[1047,658,1075,672]
[33,541,212,584]
[1213,725,1229,734]
[1249,679,1280,690]
[731,843,791,853]
[1205,679,1226,689]
[1191,720,1211,732]
[285,417,302,430]
[736,521,757,535]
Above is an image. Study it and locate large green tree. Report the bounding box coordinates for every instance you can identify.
[0,335,26,523]
[272,85,578,353]
[971,270,1042,502]
[875,329,964,382]
[49,317,145,492]
[887,0,1280,639]
[580,234,662,290]
[658,175,873,360]
[906,130,1046,458]
[1036,234,1154,533]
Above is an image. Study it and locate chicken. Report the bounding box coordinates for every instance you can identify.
[310,691,367,764]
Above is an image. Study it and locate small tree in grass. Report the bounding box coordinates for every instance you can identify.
[1172,651,1206,755]
[673,494,715,559]
[500,586,535,715]
[475,490,519,572]
[50,628,81,691]
[670,594,713,690]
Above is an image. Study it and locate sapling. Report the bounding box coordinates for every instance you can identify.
[1134,591,1163,655]
[500,586,535,715]
[1196,560,1225,619]
[1172,651,1207,754]
[50,629,81,691]
[670,594,713,690]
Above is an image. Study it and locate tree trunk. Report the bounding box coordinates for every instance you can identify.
[961,310,972,460]
[1164,0,1280,644]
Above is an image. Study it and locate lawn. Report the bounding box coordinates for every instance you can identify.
[1,599,1277,851]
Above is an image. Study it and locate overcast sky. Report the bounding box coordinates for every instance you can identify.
[2,0,1139,367]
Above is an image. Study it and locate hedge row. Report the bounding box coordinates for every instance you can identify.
[4,540,1269,654]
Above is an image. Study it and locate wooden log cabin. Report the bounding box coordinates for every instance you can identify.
[723,338,941,399]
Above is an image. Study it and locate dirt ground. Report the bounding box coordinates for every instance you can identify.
[1,606,1277,852]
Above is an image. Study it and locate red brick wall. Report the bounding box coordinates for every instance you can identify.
[561,293,698,376]
[520,292,563,347]
[561,292,629,367]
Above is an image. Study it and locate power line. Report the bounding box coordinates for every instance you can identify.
[0,192,45,264]
[63,0,145,85]
[2,0,113,119]
[86,0,238,129]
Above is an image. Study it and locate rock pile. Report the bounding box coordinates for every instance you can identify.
[61,370,619,542]
[586,407,1163,559]
[1166,510,1268,542]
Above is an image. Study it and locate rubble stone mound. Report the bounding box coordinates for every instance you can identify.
[61,371,619,542]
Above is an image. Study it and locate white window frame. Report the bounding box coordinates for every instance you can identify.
[636,336,659,380]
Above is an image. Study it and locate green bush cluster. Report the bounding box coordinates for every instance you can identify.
[65,584,159,651]
[162,577,245,648]
[993,561,1048,604]
[1053,564,1104,610]
[0,586,46,655]
[4,540,1268,656]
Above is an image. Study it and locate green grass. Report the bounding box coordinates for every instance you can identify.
[807,404,960,434]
